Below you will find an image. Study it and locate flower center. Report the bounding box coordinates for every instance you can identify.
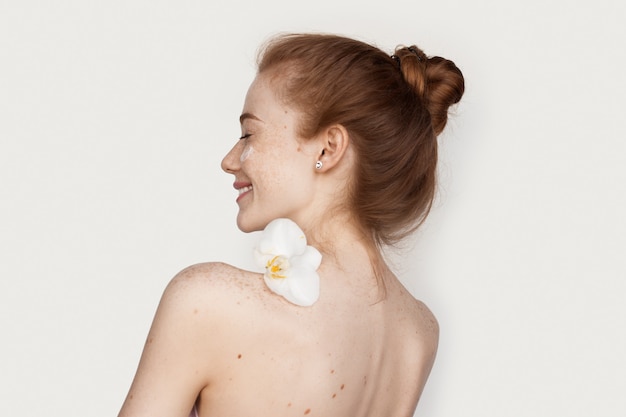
[266,255,289,279]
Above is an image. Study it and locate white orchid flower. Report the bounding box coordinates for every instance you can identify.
[253,218,322,306]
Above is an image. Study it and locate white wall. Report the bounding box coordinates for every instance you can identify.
[1,1,624,416]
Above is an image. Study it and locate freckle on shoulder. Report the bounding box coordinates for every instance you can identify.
[168,262,263,299]
[408,299,439,359]
[410,298,438,331]
[182,261,246,280]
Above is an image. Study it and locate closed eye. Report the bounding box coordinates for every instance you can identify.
[239,133,252,140]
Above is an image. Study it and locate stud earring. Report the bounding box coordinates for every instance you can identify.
[315,160,323,169]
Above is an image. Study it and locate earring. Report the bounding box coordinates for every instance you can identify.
[315,160,323,170]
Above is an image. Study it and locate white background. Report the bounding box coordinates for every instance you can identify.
[1,1,624,416]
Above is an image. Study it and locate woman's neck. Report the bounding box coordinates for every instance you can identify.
[300,212,393,299]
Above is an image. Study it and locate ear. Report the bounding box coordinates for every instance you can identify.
[315,124,350,172]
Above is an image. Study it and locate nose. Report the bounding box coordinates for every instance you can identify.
[221,141,243,174]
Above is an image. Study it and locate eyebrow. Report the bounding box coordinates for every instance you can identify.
[239,112,263,124]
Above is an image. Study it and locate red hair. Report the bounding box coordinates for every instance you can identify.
[258,34,464,246]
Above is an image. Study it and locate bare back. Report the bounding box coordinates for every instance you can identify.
[189,262,439,417]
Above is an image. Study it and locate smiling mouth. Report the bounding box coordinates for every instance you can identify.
[238,185,253,196]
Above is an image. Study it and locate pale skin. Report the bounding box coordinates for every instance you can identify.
[118,72,439,417]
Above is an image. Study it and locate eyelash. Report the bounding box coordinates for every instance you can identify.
[239,133,251,140]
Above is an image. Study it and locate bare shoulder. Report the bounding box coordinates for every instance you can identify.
[150,261,268,328]
[152,262,274,372]
[163,262,266,307]
[118,263,269,416]
[411,298,439,343]
[154,262,273,345]
[387,290,440,404]
[169,261,255,286]
[390,286,440,372]
[411,298,439,358]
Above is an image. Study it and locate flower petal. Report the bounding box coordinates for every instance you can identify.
[257,218,307,258]
[283,267,320,307]
[254,218,321,307]
[253,248,274,269]
[263,272,290,297]
[290,246,322,270]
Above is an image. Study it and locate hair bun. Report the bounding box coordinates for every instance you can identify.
[395,46,465,135]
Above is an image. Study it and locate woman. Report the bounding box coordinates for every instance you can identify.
[119,33,464,417]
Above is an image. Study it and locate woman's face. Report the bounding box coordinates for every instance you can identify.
[221,74,321,233]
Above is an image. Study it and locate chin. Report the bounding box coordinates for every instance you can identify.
[236,214,266,233]
[237,224,258,233]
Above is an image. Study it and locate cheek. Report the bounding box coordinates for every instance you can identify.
[240,145,254,163]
